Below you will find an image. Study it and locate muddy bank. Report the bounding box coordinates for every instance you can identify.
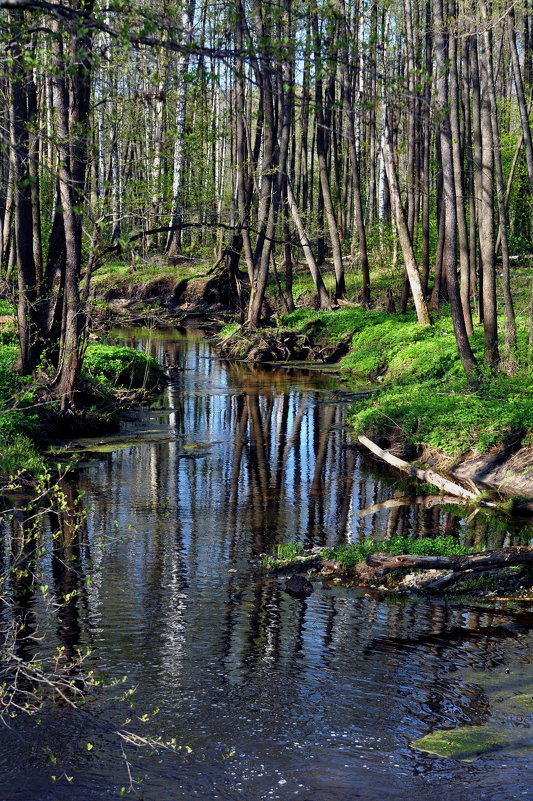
[92,268,248,326]
[399,442,533,505]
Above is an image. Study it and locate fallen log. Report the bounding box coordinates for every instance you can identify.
[357,435,496,504]
[367,546,533,576]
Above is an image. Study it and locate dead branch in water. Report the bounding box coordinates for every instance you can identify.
[367,546,533,576]
[357,434,496,505]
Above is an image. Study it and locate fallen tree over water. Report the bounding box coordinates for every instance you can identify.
[356,434,490,503]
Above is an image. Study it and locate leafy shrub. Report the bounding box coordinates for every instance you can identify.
[0,300,16,316]
[0,434,47,478]
[84,344,161,388]
[319,535,474,569]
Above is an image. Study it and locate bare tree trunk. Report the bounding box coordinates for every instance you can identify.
[10,19,40,374]
[247,0,276,326]
[286,179,330,308]
[311,1,345,298]
[508,6,533,196]
[382,117,431,326]
[470,37,484,325]
[478,31,499,369]
[166,2,193,257]
[433,0,478,384]
[449,27,473,335]
[338,0,370,305]
[50,18,83,407]
[483,18,516,364]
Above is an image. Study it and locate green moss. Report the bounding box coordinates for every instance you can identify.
[83,344,161,389]
[282,308,390,344]
[508,694,533,713]
[349,374,533,456]
[411,726,509,761]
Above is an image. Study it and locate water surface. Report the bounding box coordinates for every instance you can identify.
[1,327,532,801]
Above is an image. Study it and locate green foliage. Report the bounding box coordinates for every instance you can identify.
[282,308,390,344]
[0,345,40,439]
[0,434,47,478]
[340,316,462,378]
[321,536,474,568]
[219,322,242,340]
[83,344,161,389]
[384,535,475,556]
[0,299,16,315]
[268,535,474,572]
[276,542,304,560]
[349,372,533,456]
[321,540,377,567]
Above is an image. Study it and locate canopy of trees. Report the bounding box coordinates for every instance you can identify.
[1,0,533,406]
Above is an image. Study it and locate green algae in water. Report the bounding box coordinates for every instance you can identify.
[411,726,509,761]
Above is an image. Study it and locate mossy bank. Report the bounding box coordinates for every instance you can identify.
[0,305,165,480]
[220,306,533,499]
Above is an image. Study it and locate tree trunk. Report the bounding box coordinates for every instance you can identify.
[382,118,431,326]
[166,2,194,257]
[433,0,478,384]
[478,31,499,368]
[311,1,345,298]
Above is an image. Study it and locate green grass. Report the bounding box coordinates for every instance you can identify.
[265,535,477,572]
[83,344,162,389]
[349,373,533,456]
[91,258,209,291]
[0,344,47,478]
[321,535,476,568]
[281,306,533,458]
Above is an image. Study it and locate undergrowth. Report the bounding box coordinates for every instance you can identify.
[0,344,46,478]
[281,307,533,457]
[321,535,476,568]
[267,535,477,571]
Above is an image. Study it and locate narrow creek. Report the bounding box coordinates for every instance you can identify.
[1,326,533,801]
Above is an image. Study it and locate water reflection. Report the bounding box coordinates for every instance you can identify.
[1,327,532,801]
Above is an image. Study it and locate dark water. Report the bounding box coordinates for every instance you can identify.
[1,327,533,801]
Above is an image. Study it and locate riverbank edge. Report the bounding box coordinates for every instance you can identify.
[0,335,167,482]
[94,279,533,502]
[261,547,533,598]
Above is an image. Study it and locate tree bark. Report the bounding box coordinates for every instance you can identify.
[433,0,479,384]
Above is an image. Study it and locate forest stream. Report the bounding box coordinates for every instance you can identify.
[1,325,532,801]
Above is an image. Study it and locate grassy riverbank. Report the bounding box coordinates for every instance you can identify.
[277,307,533,465]
[0,306,164,479]
[263,534,533,596]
